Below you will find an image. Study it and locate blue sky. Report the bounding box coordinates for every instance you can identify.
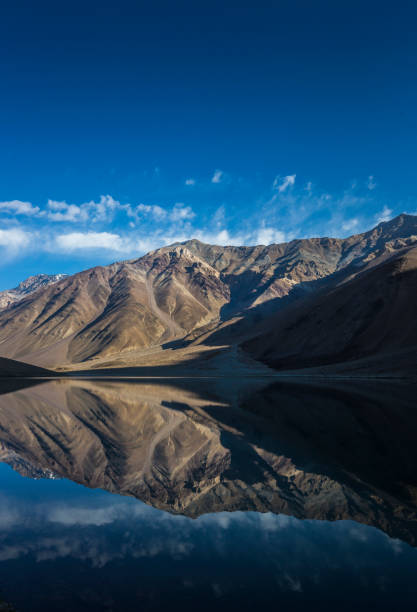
[0,0,416,289]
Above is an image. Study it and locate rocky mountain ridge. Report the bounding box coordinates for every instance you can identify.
[0,273,67,310]
[0,214,415,370]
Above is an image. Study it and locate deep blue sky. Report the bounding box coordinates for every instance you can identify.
[0,0,416,288]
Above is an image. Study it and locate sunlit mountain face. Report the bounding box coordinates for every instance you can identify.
[0,377,416,611]
[0,214,416,378]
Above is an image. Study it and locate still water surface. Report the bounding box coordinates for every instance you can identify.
[0,377,416,611]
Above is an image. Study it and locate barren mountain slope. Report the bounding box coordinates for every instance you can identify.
[244,241,417,370]
[0,265,120,365]
[0,213,416,368]
[0,247,230,366]
[180,213,417,309]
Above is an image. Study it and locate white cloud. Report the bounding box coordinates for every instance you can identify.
[367,175,377,190]
[212,205,226,229]
[0,228,32,250]
[47,200,87,222]
[55,231,130,252]
[191,228,242,246]
[185,178,196,186]
[88,194,121,222]
[46,195,123,224]
[211,169,223,184]
[134,203,167,220]
[45,196,195,228]
[212,229,230,245]
[255,227,286,245]
[192,226,286,247]
[376,206,393,224]
[0,200,40,216]
[261,174,384,240]
[0,177,399,266]
[342,218,359,232]
[170,203,195,222]
[273,174,296,192]
[134,236,167,253]
[129,202,195,224]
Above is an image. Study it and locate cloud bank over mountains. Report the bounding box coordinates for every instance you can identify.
[0,171,406,265]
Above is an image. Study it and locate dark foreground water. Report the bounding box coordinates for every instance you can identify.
[0,377,416,611]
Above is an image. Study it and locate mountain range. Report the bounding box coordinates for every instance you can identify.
[0,213,416,375]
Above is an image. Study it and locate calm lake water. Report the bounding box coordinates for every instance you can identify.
[0,377,416,611]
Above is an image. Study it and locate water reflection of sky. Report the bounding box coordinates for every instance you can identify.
[1,463,417,611]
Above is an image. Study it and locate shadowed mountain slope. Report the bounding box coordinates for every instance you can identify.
[244,241,417,371]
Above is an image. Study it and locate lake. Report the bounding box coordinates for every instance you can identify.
[0,376,416,611]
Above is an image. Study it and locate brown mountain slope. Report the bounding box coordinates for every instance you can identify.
[0,213,416,368]
[244,242,417,370]
[179,213,417,310]
[0,248,230,366]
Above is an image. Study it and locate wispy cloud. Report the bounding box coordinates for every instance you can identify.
[0,171,404,269]
[211,169,223,184]
[367,175,377,190]
[273,174,296,192]
[127,202,195,224]
[185,178,196,186]
[255,227,286,245]
[170,203,195,222]
[375,205,393,224]
[342,218,359,232]
[132,203,167,220]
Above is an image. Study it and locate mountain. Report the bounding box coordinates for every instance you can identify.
[0,273,67,310]
[0,248,230,366]
[244,219,417,372]
[0,378,416,544]
[0,213,416,371]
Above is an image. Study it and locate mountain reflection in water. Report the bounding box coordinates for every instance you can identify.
[0,377,416,611]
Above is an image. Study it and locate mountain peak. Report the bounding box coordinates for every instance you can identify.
[179,238,206,246]
[369,213,417,243]
[15,273,68,293]
[377,212,416,228]
[0,273,68,310]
